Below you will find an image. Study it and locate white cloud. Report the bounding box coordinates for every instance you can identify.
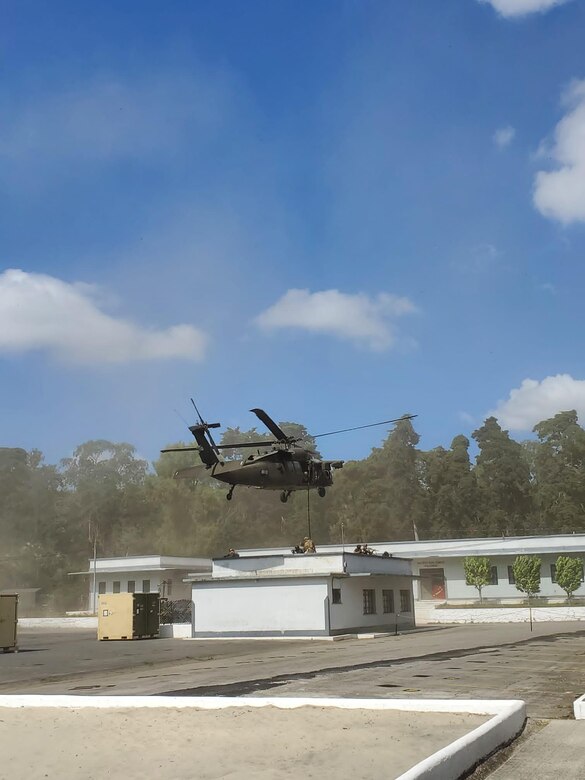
[533,80,585,224]
[254,288,417,351]
[493,126,516,149]
[0,269,207,364]
[488,374,585,430]
[479,0,573,18]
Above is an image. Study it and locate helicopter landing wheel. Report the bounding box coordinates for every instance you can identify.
[318,487,326,498]
[280,490,291,503]
[226,487,235,501]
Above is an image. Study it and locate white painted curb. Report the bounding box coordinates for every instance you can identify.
[0,695,525,779]
[573,692,585,719]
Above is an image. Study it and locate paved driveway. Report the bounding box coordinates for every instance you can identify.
[2,623,584,717]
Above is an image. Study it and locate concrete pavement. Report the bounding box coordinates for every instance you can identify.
[488,720,585,778]
[2,623,585,719]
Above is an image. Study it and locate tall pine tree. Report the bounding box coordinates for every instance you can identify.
[472,417,533,535]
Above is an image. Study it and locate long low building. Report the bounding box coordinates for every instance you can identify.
[187,552,415,637]
[70,555,211,612]
[236,534,585,604]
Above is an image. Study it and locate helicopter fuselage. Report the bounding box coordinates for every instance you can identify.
[209,449,336,492]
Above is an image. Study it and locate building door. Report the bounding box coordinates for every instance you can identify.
[419,568,446,600]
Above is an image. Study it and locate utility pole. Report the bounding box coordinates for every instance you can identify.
[89,519,98,615]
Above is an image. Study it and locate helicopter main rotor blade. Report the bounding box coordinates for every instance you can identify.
[250,408,289,442]
[161,446,202,453]
[310,414,418,440]
[213,440,279,450]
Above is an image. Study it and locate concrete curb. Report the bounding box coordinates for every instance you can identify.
[0,695,525,779]
[573,693,585,719]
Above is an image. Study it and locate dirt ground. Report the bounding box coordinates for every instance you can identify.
[0,706,487,780]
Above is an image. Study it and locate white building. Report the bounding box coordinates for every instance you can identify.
[187,552,415,638]
[237,534,585,604]
[70,555,211,612]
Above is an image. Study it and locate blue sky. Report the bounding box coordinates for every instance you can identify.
[2,0,585,465]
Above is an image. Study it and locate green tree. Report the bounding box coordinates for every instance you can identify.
[463,556,491,603]
[423,436,478,538]
[555,555,584,603]
[532,411,585,534]
[473,417,533,535]
[346,416,427,541]
[512,555,541,599]
[60,440,151,556]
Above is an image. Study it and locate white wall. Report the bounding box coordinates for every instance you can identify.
[328,576,415,633]
[424,605,585,624]
[413,554,585,601]
[213,555,344,578]
[192,578,329,635]
[89,570,191,610]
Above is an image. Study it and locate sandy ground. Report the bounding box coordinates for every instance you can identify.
[0,706,487,780]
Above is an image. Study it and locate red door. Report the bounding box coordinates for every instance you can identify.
[432,580,445,599]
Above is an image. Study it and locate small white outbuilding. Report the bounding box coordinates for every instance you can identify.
[187,552,415,638]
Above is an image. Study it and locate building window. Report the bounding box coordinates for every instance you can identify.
[382,589,394,614]
[490,566,499,585]
[98,581,106,594]
[127,580,135,593]
[551,563,584,583]
[363,589,376,615]
[167,579,173,597]
[400,589,411,613]
[113,581,120,594]
[332,588,342,604]
[508,566,515,585]
[142,579,151,593]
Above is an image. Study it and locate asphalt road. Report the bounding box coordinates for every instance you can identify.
[2,622,585,718]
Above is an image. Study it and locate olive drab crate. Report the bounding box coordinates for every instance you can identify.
[0,594,18,652]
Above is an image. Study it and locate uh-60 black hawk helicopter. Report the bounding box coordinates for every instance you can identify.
[162,402,416,503]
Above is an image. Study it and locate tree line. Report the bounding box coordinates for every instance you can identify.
[2,409,585,610]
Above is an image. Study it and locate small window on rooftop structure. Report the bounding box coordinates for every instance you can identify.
[113,581,120,594]
[332,588,341,604]
[98,581,106,594]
